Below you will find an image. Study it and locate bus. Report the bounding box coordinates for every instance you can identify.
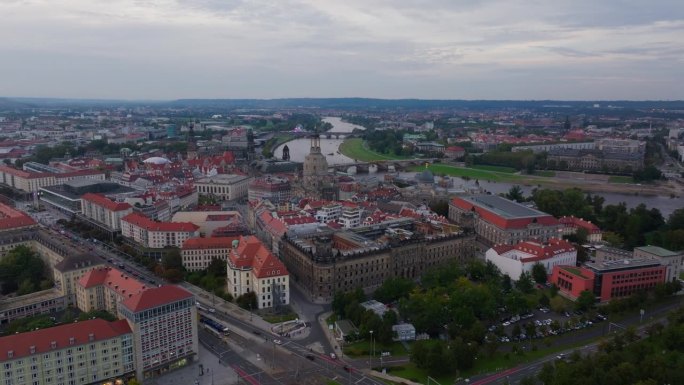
[200,315,230,336]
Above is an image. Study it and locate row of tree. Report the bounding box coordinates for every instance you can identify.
[0,245,52,295]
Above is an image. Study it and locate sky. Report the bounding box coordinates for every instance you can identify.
[1,0,682,100]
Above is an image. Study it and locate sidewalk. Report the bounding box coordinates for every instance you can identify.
[370,369,422,385]
[317,311,344,358]
[145,344,238,385]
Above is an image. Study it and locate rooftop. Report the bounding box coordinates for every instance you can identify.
[196,174,251,185]
[120,285,193,313]
[457,195,548,219]
[82,193,132,212]
[585,258,664,273]
[122,212,199,232]
[53,253,104,272]
[182,236,239,250]
[634,245,681,258]
[0,319,132,362]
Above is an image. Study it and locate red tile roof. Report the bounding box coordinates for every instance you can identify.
[182,236,240,250]
[121,285,193,312]
[559,216,601,234]
[228,235,288,279]
[82,193,132,212]
[492,239,576,263]
[451,196,559,230]
[0,203,37,231]
[121,212,199,232]
[0,319,132,361]
[78,267,148,298]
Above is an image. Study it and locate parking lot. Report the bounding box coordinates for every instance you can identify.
[490,307,606,343]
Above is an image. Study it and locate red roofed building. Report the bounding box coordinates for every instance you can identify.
[485,239,577,280]
[74,266,198,381]
[559,216,602,243]
[445,146,466,159]
[449,194,561,246]
[0,319,135,384]
[181,236,239,271]
[226,236,289,309]
[81,193,133,232]
[0,202,37,232]
[121,212,199,248]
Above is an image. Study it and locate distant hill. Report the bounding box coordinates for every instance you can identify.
[1,97,684,111]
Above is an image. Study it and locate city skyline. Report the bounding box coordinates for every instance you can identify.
[1,0,682,100]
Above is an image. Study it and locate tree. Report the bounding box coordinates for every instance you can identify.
[506,185,525,202]
[516,272,535,294]
[127,379,142,385]
[550,296,567,313]
[206,258,226,277]
[501,274,513,293]
[374,277,415,303]
[576,290,596,311]
[161,248,183,270]
[236,291,258,310]
[531,263,547,284]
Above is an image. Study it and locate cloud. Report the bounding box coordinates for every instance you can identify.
[0,0,681,99]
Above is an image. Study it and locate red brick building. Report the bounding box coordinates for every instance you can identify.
[551,259,667,302]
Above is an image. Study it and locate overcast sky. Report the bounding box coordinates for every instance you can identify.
[1,0,682,100]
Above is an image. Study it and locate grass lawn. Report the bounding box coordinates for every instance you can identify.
[262,312,299,324]
[343,340,409,358]
[339,138,409,162]
[470,165,518,173]
[608,175,635,184]
[384,336,593,385]
[408,164,524,182]
[534,170,556,177]
[326,381,342,385]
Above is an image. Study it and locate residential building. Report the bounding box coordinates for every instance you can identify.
[444,146,466,159]
[0,203,37,233]
[81,193,133,232]
[449,195,561,246]
[76,267,148,315]
[315,204,342,223]
[633,245,683,283]
[195,174,252,201]
[559,216,602,243]
[248,176,292,204]
[0,165,105,193]
[181,237,238,271]
[485,239,577,280]
[594,246,633,263]
[226,236,289,309]
[118,286,198,381]
[120,212,199,249]
[0,319,135,385]
[171,210,242,237]
[392,324,416,341]
[551,259,667,302]
[338,206,363,229]
[53,253,105,305]
[0,289,67,326]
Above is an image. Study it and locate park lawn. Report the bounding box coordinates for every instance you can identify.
[608,175,635,184]
[470,165,518,173]
[534,170,556,177]
[262,312,298,324]
[339,138,409,162]
[343,340,409,358]
[408,164,524,182]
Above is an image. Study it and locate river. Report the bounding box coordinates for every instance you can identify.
[273,117,365,165]
[273,118,680,216]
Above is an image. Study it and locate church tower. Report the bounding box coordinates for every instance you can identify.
[302,135,328,197]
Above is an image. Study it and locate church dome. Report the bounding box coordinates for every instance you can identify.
[143,156,170,165]
[415,169,434,183]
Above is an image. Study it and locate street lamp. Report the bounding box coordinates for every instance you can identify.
[369,330,374,370]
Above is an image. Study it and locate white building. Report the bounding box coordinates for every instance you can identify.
[81,193,133,231]
[633,245,684,283]
[485,239,577,280]
[315,204,341,223]
[226,235,289,309]
[120,212,199,248]
[195,174,252,201]
[338,206,363,229]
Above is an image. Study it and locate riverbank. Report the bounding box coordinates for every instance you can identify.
[339,138,409,162]
[407,164,682,198]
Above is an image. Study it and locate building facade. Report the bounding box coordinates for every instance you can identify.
[195,174,252,201]
[0,319,135,385]
[633,245,683,283]
[81,193,132,232]
[302,135,329,198]
[53,254,105,306]
[551,259,667,302]
[248,176,292,204]
[120,213,199,249]
[280,223,474,302]
[449,195,561,246]
[226,236,289,309]
[118,286,198,381]
[181,237,237,271]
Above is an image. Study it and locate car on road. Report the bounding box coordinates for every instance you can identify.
[305,354,315,361]
[273,339,282,345]
[330,353,336,359]
[343,365,352,372]
[252,330,261,336]
[208,308,216,313]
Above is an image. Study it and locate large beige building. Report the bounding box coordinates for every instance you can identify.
[0,318,135,385]
[194,174,252,201]
[81,193,133,232]
[120,212,199,248]
[53,253,105,305]
[0,165,105,193]
[181,236,238,271]
[226,236,290,309]
[76,267,148,315]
